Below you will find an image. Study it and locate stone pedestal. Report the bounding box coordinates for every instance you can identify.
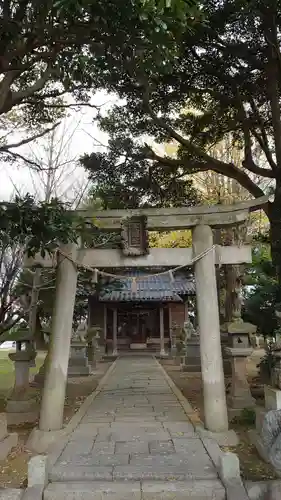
[6,350,39,426]
[180,334,231,374]
[68,342,91,377]
[0,413,18,460]
[180,337,201,372]
[225,347,255,418]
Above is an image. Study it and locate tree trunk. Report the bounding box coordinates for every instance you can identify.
[224,264,240,322]
[223,224,244,324]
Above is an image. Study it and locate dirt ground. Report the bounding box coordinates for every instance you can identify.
[161,352,278,482]
[0,361,112,488]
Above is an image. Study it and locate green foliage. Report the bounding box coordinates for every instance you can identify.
[0,194,100,337]
[0,0,199,120]
[84,165,200,210]
[243,244,279,336]
[257,338,276,383]
[149,230,192,248]
[0,195,81,257]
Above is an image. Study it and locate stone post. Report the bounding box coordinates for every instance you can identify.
[112,308,118,356]
[159,306,166,357]
[192,224,228,432]
[39,243,79,432]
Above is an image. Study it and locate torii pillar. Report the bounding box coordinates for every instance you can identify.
[193,225,228,432]
[27,243,79,451]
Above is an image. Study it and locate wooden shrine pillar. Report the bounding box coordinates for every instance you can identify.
[159,306,166,357]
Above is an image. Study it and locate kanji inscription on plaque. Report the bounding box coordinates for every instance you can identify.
[121,215,148,256]
[128,221,142,247]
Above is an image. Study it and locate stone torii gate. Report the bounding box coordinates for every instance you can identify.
[25,196,267,451]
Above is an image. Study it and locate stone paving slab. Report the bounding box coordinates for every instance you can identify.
[141,480,226,499]
[44,482,142,500]
[44,480,225,500]
[129,453,216,470]
[112,464,217,481]
[48,356,225,497]
[49,465,113,482]
[115,440,150,454]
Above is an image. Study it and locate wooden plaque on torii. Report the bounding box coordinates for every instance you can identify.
[120,215,149,257]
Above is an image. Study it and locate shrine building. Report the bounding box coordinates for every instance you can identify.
[88,269,195,353]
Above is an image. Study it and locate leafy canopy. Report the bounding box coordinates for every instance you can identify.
[0,0,200,160]
[0,195,83,257]
[80,0,281,269]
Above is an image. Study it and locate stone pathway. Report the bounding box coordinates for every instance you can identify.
[45,356,226,499]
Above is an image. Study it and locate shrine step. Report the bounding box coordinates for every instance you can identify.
[44,480,226,500]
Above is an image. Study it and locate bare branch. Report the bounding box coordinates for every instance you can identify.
[40,101,111,110]
[11,64,54,105]
[3,150,42,169]
[0,122,60,152]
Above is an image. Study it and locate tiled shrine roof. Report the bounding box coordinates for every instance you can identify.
[98,270,195,302]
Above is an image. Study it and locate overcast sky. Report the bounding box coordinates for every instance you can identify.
[0,91,112,202]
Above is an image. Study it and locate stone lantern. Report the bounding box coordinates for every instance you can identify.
[170,321,179,359]
[87,326,101,370]
[224,321,257,418]
[180,318,197,371]
[68,326,91,377]
[6,329,38,426]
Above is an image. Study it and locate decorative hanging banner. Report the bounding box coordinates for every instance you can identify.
[120,215,149,257]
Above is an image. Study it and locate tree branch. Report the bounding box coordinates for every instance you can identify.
[2,150,41,169]
[235,94,276,178]
[249,96,277,170]
[142,88,267,199]
[263,13,281,169]
[11,64,54,107]
[0,122,60,152]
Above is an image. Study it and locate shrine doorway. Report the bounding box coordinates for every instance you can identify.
[118,307,158,346]
[105,303,170,350]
